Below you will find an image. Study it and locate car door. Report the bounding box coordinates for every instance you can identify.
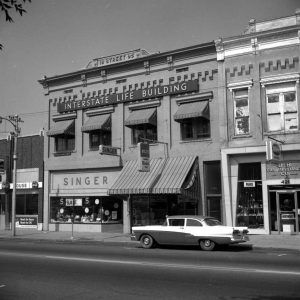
[158,218,186,245]
[183,218,205,245]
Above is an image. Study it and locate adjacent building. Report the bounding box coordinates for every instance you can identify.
[216,9,300,234]
[0,134,44,230]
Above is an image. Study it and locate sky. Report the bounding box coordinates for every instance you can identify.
[0,0,299,138]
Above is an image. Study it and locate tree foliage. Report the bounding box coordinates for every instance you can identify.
[0,0,31,50]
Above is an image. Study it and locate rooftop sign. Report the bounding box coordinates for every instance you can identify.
[57,80,199,113]
[86,49,150,69]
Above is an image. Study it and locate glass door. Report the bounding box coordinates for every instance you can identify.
[276,192,299,234]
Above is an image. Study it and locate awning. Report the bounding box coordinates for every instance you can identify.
[124,108,157,127]
[47,119,75,136]
[81,114,111,132]
[108,156,199,196]
[174,101,209,122]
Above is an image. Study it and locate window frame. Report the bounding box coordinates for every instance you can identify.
[233,89,250,136]
[180,116,210,141]
[266,85,298,133]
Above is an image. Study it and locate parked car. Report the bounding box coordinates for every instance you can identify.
[131,215,249,251]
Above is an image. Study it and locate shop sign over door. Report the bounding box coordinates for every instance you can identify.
[51,171,120,195]
[266,161,300,180]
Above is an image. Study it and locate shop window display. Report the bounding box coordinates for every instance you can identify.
[50,196,122,224]
[236,163,264,229]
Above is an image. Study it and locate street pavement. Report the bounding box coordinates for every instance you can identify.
[0,229,299,252]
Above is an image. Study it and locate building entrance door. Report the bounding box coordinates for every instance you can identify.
[272,191,299,234]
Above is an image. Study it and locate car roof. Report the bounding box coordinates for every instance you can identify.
[166,215,208,221]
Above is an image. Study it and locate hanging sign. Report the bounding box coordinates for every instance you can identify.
[138,142,150,172]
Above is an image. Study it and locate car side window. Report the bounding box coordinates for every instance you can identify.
[186,219,202,226]
[169,219,184,226]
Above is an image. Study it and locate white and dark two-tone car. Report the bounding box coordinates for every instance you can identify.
[131,215,249,251]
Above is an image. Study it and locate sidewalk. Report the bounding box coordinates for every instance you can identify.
[0,229,299,252]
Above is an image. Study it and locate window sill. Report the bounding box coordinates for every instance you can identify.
[232,134,252,139]
[129,142,159,149]
[54,151,73,157]
[179,138,212,144]
[264,130,300,136]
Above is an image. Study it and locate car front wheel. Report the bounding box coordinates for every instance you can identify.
[140,234,155,249]
[200,239,215,251]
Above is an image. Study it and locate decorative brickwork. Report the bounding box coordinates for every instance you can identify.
[225,64,253,78]
[259,57,299,74]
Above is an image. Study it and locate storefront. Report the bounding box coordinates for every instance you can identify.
[47,169,122,232]
[222,145,300,235]
[109,156,201,228]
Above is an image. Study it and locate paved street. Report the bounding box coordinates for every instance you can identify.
[0,239,299,300]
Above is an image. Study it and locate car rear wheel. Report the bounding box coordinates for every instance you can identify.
[200,239,215,251]
[140,234,155,249]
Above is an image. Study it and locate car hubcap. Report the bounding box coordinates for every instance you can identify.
[204,240,211,247]
[144,237,150,245]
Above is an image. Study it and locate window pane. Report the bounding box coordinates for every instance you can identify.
[205,162,221,194]
[235,117,249,135]
[267,114,282,131]
[238,163,261,180]
[234,89,248,97]
[267,94,280,114]
[284,92,297,112]
[181,122,193,140]
[186,219,202,226]
[132,125,157,145]
[285,113,298,131]
[195,118,210,138]
[235,99,249,117]
[169,219,184,226]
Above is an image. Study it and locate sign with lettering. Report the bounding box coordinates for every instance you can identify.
[266,140,281,162]
[51,171,120,195]
[16,215,38,229]
[138,142,150,172]
[57,80,199,113]
[99,145,119,156]
[266,161,300,180]
[86,49,149,68]
[244,181,255,187]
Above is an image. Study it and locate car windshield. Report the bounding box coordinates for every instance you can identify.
[204,218,222,226]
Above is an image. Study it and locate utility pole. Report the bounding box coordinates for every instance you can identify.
[0,115,23,236]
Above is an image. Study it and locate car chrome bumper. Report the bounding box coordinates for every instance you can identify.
[130,235,137,241]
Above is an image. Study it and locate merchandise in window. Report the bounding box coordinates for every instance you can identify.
[50,196,122,224]
[236,163,264,229]
[181,117,210,140]
[234,89,249,135]
[132,124,157,145]
[266,86,298,132]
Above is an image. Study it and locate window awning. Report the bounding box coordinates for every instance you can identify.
[108,156,199,197]
[47,119,75,136]
[124,108,157,127]
[81,114,111,132]
[174,101,209,122]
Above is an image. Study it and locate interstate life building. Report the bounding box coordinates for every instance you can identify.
[35,9,300,235]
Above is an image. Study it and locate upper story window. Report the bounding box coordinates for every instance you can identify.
[261,74,299,133]
[81,114,111,150]
[266,86,298,132]
[228,80,253,137]
[233,89,249,135]
[124,108,157,145]
[47,119,75,154]
[174,101,210,141]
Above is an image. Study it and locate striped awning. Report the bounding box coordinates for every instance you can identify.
[174,101,209,122]
[108,156,199,196]
[124,108,157,127]
[81,114,111,132]
[47,119,75,136]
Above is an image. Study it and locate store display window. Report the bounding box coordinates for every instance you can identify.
[50,196,122,224]
[236,163,264,229]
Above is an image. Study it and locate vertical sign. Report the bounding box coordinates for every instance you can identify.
[138,142,150,172]
[266,140,281,162]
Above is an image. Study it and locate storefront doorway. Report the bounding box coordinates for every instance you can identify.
[269,189,299,234]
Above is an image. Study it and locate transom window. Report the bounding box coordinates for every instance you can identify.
[266,85,298,132]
